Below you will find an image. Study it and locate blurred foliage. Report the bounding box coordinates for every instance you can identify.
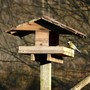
[0,0,90,90]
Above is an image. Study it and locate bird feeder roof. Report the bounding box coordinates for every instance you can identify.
[6,16,86,38]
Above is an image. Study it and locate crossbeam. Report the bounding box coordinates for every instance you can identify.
[19,46,74,57]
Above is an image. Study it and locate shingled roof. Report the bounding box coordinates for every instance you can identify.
[6,16,86,38]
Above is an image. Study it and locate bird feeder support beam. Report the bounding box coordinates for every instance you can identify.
[35,31,51,90]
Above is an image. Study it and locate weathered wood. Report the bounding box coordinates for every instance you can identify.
[70,76,90,90]
[6,22,49,32]
[49,32,64,63]
[47,54,63,64]
[35,31,49,46]
[40,62,51,90]
[30,54,63,63]
[35,31,51,90]
[31,54,35,61]
[18,46,74,57]
[6,16,86,38]
[42,16,86,38]
[10,31,16,34]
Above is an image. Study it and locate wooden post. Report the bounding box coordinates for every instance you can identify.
[40,62,51,90]
[35,31,51,90]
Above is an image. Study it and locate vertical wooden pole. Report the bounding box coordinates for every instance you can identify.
[35,31,51,90]
[40,62,51,90]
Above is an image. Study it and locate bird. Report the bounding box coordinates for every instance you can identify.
[68,41,81,53]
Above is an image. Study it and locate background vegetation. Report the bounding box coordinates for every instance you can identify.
[0,0,90,90]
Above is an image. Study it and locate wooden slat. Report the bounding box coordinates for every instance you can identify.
[16,22,46,30]
[18,46,74,57]
[47,54,63,64]
[30,54,63,64]
[31,54,35,61]
[5,22,50,37]
[6,22,49,32]
[43,16,87,38]
[71,76,90,90]
[10,31,16,34]
[35,31,49,46]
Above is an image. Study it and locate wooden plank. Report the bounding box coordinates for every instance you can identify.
[6,22,50,36]
[7,22,49,32]
[71,76,90,90]
[35,31,49,46]
[47,54,63,64]
[18,46,74,57]
[31,54,35,61]
[10,31,16,34]
[43,16,87,38]
[30,54,63,63]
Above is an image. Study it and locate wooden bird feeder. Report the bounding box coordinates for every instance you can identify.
[6,16,86,90]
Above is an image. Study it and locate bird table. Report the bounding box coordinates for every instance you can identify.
[6,16,86,90]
